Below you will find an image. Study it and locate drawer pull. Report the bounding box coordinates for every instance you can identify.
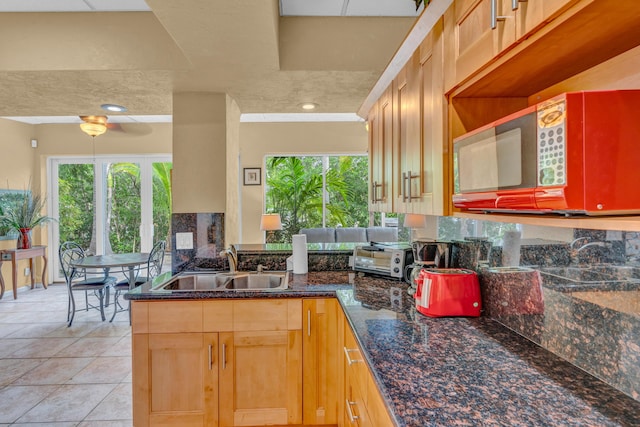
[344,347,363,365]
[346,399,359,422]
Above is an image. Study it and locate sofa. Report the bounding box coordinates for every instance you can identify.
[300,226,398,243]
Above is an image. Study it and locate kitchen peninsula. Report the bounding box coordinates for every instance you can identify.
[126,271,640,427]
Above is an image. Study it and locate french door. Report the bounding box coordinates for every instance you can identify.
[49,155,172,282]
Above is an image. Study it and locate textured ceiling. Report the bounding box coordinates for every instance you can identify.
[0,0,419,121]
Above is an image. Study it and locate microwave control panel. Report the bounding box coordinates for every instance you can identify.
[537,99,566,187]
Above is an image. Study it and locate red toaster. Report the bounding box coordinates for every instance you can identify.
[414,268,481,317]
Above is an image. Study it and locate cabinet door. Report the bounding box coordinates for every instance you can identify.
[455,0,516,84]
[368,101,381,212]
[369,87,394,213]
[132,332,218,427]
[344,363,372,427]
[415,18,446,216]
[303,298,340,425]
[516,0,579,39]
[394,55,422,213]
[219,330,303,426]
[343,323,370,427]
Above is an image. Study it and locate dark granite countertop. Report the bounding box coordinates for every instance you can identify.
[125,271,640,426]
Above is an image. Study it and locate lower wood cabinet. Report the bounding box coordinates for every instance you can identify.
[133,332,219,426]
[132,299,302,427]
[219,330,302,426]
[302,298,341,425]
[343,319,394,427]
[131,298,393,427]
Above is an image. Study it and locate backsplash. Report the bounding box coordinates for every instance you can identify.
[171,213,227,273]
[437,217,639,402]
[169,215,352,274]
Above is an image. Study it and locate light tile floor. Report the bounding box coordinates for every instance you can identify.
[0,283,133,426]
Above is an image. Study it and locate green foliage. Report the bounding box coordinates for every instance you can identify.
[265,155,369,243]
[59,164,95,249]
[0,187,54,233]
[58,161,172,254]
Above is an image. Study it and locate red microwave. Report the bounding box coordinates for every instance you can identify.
[452,90,640,215]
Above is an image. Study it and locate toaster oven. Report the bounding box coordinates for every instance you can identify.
[352,243,413,281]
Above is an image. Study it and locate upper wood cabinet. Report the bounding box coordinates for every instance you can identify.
[515,0,580,39]
[455,0,516,85]
[368,86,394,212]
[388,17,447,216]
[416,18,447,216]
[393,57,422,214]
[454,0,579,87]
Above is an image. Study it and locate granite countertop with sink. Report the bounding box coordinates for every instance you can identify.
[125,270,640,427]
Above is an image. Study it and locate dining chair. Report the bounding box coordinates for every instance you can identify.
[58,241,117,327]
[110,240,166,322]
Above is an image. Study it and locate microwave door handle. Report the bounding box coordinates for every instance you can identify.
[491,0,507,29]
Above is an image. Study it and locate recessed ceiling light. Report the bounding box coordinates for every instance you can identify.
[101,103,128,113]
[300,102,318,111]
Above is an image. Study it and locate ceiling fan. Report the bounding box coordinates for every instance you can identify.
[79,115,153,138]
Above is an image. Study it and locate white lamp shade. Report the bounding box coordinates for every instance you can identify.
[260,213,283,231]
[403,213,427,229]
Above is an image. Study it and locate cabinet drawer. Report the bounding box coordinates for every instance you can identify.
[132,301,204,334]
[203,300,233,332]
[233,299,302,331]
[344,324,368,398]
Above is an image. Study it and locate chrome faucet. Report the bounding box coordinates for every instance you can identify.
[224,245,238,273]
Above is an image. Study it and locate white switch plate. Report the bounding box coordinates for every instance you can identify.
[176,232,194,250]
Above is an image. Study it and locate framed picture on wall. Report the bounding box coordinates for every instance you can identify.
[243,168,261,186]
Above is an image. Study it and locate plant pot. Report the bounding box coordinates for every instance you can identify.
[17,228,32,249]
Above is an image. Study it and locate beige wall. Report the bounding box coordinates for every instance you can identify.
[238,121,368,244]
[172,92,228,214]
[0,118,172,291]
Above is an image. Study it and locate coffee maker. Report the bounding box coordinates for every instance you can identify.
[405,240,452,295]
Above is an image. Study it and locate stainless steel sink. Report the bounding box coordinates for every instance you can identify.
[153,271,289,292]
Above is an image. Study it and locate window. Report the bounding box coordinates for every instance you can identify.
[264,155,368,243]
[49,155,172,281]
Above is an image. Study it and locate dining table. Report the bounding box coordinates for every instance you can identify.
[70,252,150,305]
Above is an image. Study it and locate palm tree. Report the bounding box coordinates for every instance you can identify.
[266,156,352,242]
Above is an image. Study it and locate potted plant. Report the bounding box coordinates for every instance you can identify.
[0,189,55,250]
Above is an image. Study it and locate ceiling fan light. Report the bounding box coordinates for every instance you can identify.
[80,122,107,137]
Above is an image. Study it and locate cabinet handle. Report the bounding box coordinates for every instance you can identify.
[208,344,213,371]
[512,0,527,11]
[222,343,227,370]
[307,310,311,337]
[371,181,383,202]
[345,399,359,422]
[344,347,363,365]
[402,172,408,202]
[371,180,377,203]
[491,0,507,29]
